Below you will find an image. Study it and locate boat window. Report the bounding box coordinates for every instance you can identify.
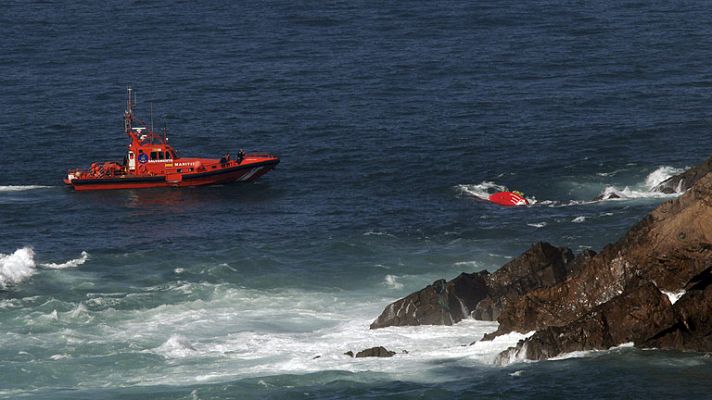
[165,151,172,159]
[158,152,164,160]
[150,152,158,160]
[177,169,182,173]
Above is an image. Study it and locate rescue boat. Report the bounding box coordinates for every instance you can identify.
[64,87,279,191]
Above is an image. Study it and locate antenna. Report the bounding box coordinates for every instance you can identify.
[163,116,169,142]
[150,102,154,135]
[125,86,134,135]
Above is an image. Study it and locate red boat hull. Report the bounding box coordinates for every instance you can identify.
[67,159,278,191]
[488,191,529,207]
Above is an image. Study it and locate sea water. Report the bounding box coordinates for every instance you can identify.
[3,1,712,398]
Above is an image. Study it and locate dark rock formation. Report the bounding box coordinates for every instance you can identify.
[653,156,712,194]
[344,351,354,357]
[472,242,578,321]
[370,242,581,329]
[641,266,712,352]
[496,281,676,362]
[488,173,712,340]
[370,271,490,329]
[593,191,621,201]
[354,346,396,358]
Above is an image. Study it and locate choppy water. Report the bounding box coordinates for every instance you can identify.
[3,1,712,398]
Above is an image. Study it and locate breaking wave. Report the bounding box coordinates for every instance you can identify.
[0,248,89,288]
[594,166,686,201]
[152,334,198,358]
[0,247,37,288]
[41,251,90,269]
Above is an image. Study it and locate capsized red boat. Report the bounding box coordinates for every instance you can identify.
[488,191,529,207]
[64,87,279,191]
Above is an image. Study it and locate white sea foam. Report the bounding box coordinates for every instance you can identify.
[663,290,686,305]
[453,261,480,268]
[549,342,635,361]
[456,181,508,202]
[41,251,89,269]
[527,222,547,228]
[595,166,686,201]
[54,283,537,387]
[596,169,625,177]
[364,231,397,238]
[0,185,52,192]
[384,274,403,289]
[572,216,586,223]
[153,334,198,358]
[0,247,37,288]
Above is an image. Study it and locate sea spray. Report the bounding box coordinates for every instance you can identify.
[0,247,36,288]
[596,166,686,201]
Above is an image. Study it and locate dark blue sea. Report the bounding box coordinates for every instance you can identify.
[3,1,712,398]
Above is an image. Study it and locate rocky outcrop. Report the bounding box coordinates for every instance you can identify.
[354,346,396,358]
[369,271,490,329]
[486,173,712,341]
[653,156,712,194]
[370,242,581,329]
[472,243,581,321]
[641,266,712,352]
[496,281,676,362]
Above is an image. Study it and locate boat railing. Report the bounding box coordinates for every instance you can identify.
[246,152,278,158]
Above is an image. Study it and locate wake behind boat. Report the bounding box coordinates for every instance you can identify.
[64,87,279,191]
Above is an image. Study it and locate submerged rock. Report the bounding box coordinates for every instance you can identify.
[355,346,396,358]
[370,242,581,329]
[593,191,621,201]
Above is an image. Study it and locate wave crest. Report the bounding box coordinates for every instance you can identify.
[595,166,685,201]
[41,251,89,269]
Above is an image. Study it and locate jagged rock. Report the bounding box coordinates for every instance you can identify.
[344,351,354,357]
[355,346,396,358]
[495,281,675,363]
[488,173,712,340]
[642,267,712,351]
[370,242,580,329]
[653,156,712,194]
[370,271,490,329]
[472,242,578,321]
